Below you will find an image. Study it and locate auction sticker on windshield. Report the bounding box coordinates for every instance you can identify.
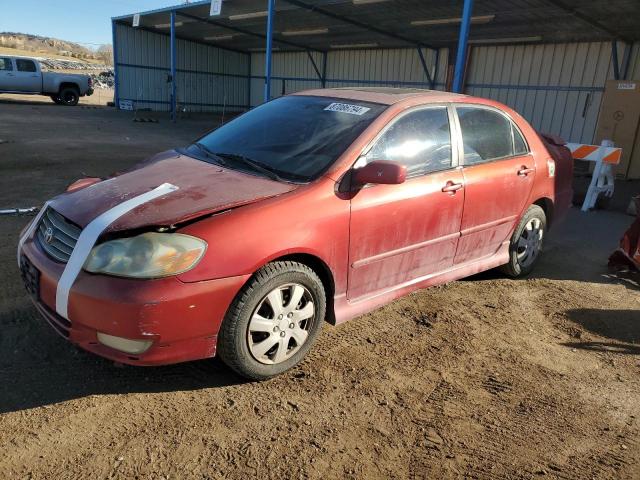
[324,103,371,115]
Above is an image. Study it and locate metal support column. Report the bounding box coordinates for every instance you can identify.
[170,11,177,121]
[433,48,440,90]
[111,21,119,107]
[264,0,276,102]
[321,52,328,89]
[612,40,620,80]
[416,47,434,89]
[621,43,633,80]
[452,0,474,93]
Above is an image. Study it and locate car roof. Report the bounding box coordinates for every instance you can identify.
[293,87,468,106]
[1,55,36,60]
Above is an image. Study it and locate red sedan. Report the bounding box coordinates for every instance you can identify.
[18,88,573,379]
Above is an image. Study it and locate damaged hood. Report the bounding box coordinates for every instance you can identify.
[50,151,297,232]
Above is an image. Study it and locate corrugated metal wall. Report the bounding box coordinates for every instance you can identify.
[465,42,616,144]
[625,42,640,80]
[115,23,635,147]
[115,23,249,112]
[250,47,448,107]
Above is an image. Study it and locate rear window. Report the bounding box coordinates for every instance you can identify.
[0,58,13,71]
[457,107,513,164]
[513,125,528,155]
[16,59,37,72]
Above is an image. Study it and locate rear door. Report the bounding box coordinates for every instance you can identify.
[347,105,465,300]
[0,57,16,90]
[13,58,41,92]
[453,105,535,264]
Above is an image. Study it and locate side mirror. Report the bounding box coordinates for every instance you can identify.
[353,160,407,185]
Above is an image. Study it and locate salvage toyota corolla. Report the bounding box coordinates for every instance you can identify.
[18,88,573,380]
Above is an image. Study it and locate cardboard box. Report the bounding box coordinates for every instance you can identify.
[594,80,640,179]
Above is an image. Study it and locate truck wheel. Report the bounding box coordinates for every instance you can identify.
[58,87,80,106]
[217,261,326,380]
[50,95,63,105]
[500,205,547,278]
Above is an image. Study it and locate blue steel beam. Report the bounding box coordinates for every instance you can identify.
[170,11,177,121]
[453,0,474,93]
[111,20,119,107]
[321,52,328,89]
[264,0,276,102]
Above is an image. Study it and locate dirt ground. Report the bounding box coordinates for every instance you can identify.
[0,98,639,480]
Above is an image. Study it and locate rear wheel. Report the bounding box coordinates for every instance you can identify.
[217,261,326,380]
[500,205,546,278]
[50,95,63,105]
[58,87,80,106]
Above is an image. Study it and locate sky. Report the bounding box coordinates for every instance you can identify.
[0,0,184,48]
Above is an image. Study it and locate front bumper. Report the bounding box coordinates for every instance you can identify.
[20,236,249,366]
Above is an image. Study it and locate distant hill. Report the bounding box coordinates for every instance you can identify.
[0,32,110,63]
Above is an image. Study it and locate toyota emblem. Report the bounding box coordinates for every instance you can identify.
[44,227,54,244]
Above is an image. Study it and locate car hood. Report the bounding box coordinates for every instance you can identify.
[49,150,297,232]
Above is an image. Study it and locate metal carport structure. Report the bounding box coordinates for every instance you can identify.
[112,0,640,136]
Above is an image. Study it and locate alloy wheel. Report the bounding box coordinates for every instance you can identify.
[516,218,543,268]
[247,283,315,365]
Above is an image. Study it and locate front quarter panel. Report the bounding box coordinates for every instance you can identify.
[177,177,350,295]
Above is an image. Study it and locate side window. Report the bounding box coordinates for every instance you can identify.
[457,107,514,165]
[513,124,529,155]
[365,107,452,178]
[16,59,37,72]
[0,58,13,71]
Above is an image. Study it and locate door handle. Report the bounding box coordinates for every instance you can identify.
[442,181,463,194]
[518,166,534,176]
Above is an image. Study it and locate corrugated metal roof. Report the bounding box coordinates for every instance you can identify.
[113,0,640,52]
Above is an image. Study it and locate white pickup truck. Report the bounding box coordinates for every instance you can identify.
[0,55,93,106]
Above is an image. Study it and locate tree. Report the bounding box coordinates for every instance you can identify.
[97,44,113,66]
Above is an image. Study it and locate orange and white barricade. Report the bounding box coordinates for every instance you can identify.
[566,140,622,212]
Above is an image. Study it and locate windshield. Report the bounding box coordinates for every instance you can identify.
[189,95,386,182]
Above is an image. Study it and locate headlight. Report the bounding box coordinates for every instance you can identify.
[84,232,206,278]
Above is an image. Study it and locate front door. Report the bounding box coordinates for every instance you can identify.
[453,105,536,264]
[348,105,465,300]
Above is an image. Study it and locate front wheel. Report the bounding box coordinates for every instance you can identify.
[500,205,547,278]
[217,261,326,380]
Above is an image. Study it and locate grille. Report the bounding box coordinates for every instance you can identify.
[36,208,81,263]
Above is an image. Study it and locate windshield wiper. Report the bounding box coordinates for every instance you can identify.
[193,142,227,166]
[213,152,284,182]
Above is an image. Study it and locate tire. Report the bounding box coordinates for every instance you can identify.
[217,261,326,380]
[500,205,547,278]
[50,95,63,105]
[58,87,80,106]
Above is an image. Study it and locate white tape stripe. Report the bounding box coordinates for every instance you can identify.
[17,201,51,267]
[55,183,179,320]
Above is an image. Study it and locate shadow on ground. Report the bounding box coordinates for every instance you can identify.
[0,308,247,414]
[564,308,640,344]
[561,308,640,356]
